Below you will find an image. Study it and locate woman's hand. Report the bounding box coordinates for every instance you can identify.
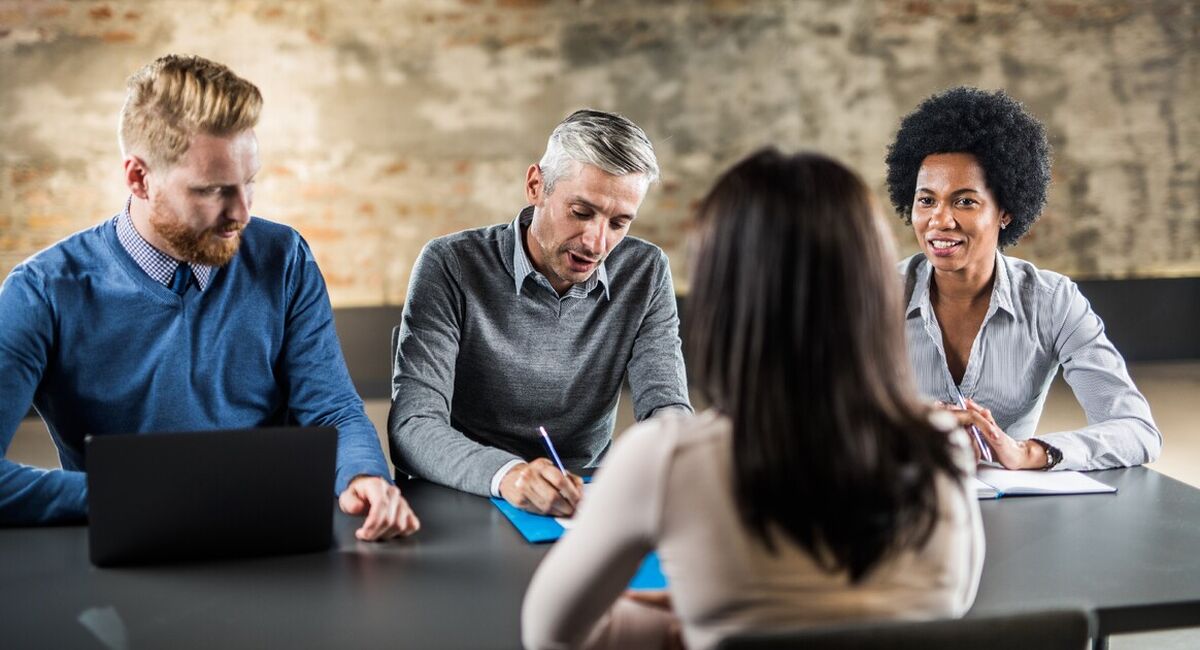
[950,399,1048,470]
[623,590,672,610]
[621,591,683,650]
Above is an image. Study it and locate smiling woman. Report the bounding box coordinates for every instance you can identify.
[886,87,1162,472]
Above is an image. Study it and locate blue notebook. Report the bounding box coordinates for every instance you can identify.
[490,496,667,590]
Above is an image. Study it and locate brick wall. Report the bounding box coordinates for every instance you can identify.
[1,0,1196,306]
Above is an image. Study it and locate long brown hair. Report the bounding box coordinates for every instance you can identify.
[685,149,963,582]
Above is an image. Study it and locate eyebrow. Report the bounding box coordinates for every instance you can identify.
[189,171,260,189]
[915,186,983,195]
[569,196,634,221]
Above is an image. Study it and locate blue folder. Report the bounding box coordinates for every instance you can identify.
[490,497,568,542]
[490,496,667,590]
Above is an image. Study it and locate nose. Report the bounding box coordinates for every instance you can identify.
[927,201,955,231]
[226,185,253,225]
[580,218,606,257]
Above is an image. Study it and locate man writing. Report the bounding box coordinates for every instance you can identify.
[0,55,417,540]
[390,110,691,515]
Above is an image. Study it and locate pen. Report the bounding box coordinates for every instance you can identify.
[538,426,568,478]
[954,389,994,463]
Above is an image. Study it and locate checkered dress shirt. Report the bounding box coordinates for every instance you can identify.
[114,196,213,291]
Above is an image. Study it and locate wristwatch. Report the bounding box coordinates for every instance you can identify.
[1030,438,1063,470]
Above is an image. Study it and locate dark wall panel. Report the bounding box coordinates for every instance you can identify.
[336,278,1200,400]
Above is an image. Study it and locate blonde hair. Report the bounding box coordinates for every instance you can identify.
[118,54,262,169]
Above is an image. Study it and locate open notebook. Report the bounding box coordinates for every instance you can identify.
[973,467,1116,499]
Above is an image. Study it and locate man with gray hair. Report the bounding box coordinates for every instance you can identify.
[390,109,691,514]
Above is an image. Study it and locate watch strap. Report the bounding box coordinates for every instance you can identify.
[1031,438,1063,470]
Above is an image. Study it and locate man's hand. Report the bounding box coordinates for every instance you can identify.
[499,458,584,516]
[338,475,420,541]
[951,399,1048,470]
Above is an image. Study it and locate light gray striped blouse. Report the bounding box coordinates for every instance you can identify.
[901,252,1162,471]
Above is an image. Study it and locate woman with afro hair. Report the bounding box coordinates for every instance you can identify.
[887,86,1161,472]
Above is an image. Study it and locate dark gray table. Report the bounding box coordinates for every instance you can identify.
[2,467,1198,649]
[969,467,1200,647]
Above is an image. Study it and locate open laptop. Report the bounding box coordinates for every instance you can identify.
[86,427,337,567]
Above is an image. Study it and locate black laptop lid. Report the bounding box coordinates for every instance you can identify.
[86,427,337,567]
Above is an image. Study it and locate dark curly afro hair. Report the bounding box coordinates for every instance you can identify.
[885,87,1052,248]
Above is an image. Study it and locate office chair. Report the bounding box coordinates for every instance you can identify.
[716,608,1094,650]
[389,323,415,482]
[390,324,402,372]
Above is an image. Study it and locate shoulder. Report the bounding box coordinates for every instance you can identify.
[1000,253,1074,299]
[898,253,928,306]
[240,217,306,256]
[607,235,671,284]
[5,220,114,292]
[431,222,509,254]
[999,254,1083,322]
[898,252,927,278]
[607,409,727,474]
[422,222,511,265]
[612,235,667,265]
[411,223,512,288]
[231,217,319,275]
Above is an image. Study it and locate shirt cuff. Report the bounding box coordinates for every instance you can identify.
[647,403,693,419]
[490,459,525,498]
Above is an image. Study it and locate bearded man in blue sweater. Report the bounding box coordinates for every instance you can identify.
[0,55,418,540]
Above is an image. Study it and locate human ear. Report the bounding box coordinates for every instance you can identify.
[525,164,544,206]
[123,156,152,200]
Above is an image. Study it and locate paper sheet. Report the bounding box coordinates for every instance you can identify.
[975,468,1116,497]
[555,484,592,529]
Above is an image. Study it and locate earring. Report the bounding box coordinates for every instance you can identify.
[1001,222,1008,229]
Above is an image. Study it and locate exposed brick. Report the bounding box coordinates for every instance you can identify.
[497,0,552,9]
[100,29,134,42]
[0,0,1195,309]
[1047,2,1081,19]
[0,8,24,26]
[906,1,934,17]
[37,5,70,20]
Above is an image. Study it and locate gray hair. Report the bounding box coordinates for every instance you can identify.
[538,109,659,195]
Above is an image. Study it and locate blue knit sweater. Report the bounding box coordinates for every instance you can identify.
[0,215,391,524]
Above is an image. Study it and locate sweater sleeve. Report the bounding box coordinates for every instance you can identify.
[388,241,522,496]
[521,420,668,650]
[626,250,692,420]
[280,237,391,494]
[0,266,88,523]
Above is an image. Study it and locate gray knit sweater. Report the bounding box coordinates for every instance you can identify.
[388,208,692,496]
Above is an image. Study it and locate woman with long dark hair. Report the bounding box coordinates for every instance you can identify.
[522,149,983,650]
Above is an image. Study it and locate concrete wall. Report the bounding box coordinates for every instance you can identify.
[2,0,1196,307]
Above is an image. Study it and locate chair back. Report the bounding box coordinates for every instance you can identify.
[391,324,401,373]
[389,324,415,482]
[715,609,1094,650]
